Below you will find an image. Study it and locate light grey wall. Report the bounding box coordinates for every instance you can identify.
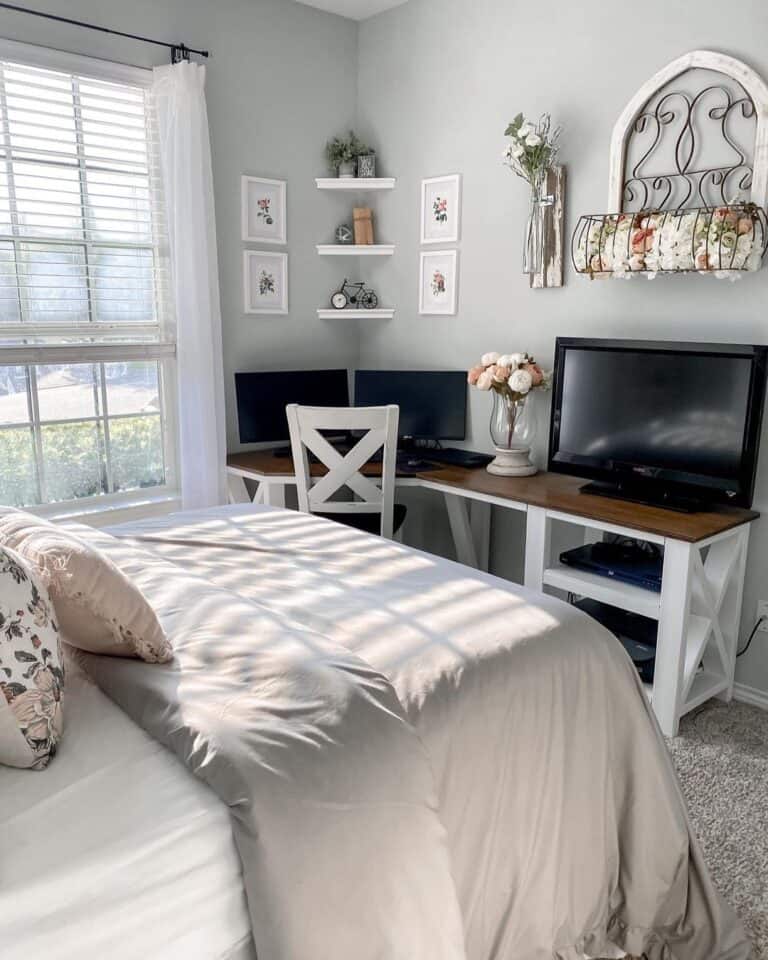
[0,0,360,453]
[357,0,768,691]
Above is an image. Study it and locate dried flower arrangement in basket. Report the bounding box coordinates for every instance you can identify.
[572,50,768,281]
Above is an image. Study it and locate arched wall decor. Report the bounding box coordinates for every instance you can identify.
[572,50,768,278]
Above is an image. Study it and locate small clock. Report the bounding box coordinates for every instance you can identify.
[335,223,354,245]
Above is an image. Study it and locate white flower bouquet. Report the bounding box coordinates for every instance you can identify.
[502,113,561,188]
[573,204,766,280]
[467,352,550,400]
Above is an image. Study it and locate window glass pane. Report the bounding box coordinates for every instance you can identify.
[109,414,164,492]
[41,420,105,502]
[104,360,159,415]
[86,169,152,244]
[36,363,101,422]
[4,64,77,161]
[0,425,38,505]
[0,167,11,234]
[13,161,82,240]
[18,243,89,324]
[0,242,21,323]
[0,364,29,424]
[91,246,156,323]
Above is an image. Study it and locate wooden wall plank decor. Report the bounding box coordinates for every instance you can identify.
[530,165,565,289]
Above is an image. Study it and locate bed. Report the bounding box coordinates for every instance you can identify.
[0,504,751,960]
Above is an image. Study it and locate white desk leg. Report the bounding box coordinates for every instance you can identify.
[261,482,286,508]
[654,539,693,738]
[444,493,479,568]
[470,501,491,572]
[524,506,549,592]
[227,474,251,504]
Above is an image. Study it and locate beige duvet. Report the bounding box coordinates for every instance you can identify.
[75,505,749,960]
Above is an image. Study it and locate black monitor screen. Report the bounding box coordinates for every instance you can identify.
[548,339,768,506]
[354,370,466,440]
[235,369,349,443]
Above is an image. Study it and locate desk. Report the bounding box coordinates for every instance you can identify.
[226,451,758,736]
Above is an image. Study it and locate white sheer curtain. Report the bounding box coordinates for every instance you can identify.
[153,62,227,509]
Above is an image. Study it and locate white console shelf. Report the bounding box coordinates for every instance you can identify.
[315,177,396,191]
[525,504,753,737]
[316,244,394,256]
[317,308,394,319]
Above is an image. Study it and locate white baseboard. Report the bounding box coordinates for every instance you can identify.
[733,682,768,710]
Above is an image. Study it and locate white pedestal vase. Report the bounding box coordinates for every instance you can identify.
[487,391,537,477]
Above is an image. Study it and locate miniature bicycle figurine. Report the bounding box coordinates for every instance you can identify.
[331,278,378,310]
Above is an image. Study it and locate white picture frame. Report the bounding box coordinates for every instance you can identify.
[420,174,461,245]
[241,176,287,244]
[419,249,458,315]
[243,250,288,315]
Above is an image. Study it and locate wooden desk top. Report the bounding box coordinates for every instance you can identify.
[226,451,758,543]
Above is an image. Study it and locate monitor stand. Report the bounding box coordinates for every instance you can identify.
[579,480,705,514]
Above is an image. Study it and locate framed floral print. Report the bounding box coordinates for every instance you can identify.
[420,174,461,244]
[241,176,287,244]
[243,250,288,314]
[419,249,458,315]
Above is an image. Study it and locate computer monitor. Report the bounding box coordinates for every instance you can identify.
[235,369,350,443]
[354,370,466,440]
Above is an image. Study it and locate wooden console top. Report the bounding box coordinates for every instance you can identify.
[226,451,758,544]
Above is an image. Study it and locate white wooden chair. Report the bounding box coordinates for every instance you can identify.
[285,404,405,539]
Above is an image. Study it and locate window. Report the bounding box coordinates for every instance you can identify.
[0,42,176,511]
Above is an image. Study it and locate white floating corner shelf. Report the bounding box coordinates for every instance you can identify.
[315,177,396,191]
[316,244,395,256]
[317,308,394,320]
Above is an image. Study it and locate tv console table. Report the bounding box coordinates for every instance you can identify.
[227,452,758,737]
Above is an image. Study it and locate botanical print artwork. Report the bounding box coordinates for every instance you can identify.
[433,196,448,224]
[242,176,286,244]
[0,545,64,769]
[244,251,288,314]
[257,197,274,225]
[421,174,461,244]
[420,250,458,315]
[431,269,446,295]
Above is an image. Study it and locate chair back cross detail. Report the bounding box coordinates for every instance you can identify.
[286,404,399,538]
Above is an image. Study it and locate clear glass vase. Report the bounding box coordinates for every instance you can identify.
[522,175,549,275]
[489,391,535,451]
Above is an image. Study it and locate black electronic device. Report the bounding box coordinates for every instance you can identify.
[548,338,768,509]
[560,541,663,593]
[354,370,467,441]
[572,598,657,684]
[420,447,494,469]
[235,369,349,444]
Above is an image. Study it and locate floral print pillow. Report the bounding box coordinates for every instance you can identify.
[0,544,64,769]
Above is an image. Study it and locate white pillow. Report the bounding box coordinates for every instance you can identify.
[0,544,64,769]
[0,509,171,664]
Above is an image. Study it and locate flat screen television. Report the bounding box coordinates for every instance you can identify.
[354,370,466,440]
[548,338,768,510]
[235,369,349,443]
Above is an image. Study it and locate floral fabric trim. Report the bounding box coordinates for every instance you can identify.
[0,545,64,769]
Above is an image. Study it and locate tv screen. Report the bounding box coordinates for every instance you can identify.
[354,370,466,440]
[235,369,349,443]
[548,339,768,508]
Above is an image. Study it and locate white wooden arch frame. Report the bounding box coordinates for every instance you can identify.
[608,50,768,211]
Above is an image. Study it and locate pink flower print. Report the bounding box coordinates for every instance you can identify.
[257,197,274,225]
[433,196,448,224]
[431,270,446,295]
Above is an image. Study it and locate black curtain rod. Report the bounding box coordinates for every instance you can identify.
[0,2,209,62]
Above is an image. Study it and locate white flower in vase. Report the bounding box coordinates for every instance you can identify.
[508,368,533,394]
[476,370,494,390]
[481,351,500,366]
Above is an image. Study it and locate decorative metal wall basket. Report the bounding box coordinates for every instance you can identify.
[572,203,768,279]
[572,50,768,281]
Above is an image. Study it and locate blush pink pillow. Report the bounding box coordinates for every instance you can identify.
[0,509,171,663]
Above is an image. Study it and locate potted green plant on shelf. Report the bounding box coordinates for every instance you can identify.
[325,131,371,179]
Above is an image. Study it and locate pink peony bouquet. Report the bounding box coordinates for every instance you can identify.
[467,351,550,400]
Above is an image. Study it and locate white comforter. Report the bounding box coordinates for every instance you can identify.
[0,653,254,960]
[87,503,749,960]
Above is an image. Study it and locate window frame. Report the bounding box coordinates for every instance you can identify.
[0,38,179,517]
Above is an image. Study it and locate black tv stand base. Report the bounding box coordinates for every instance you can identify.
[579,480,705,514]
